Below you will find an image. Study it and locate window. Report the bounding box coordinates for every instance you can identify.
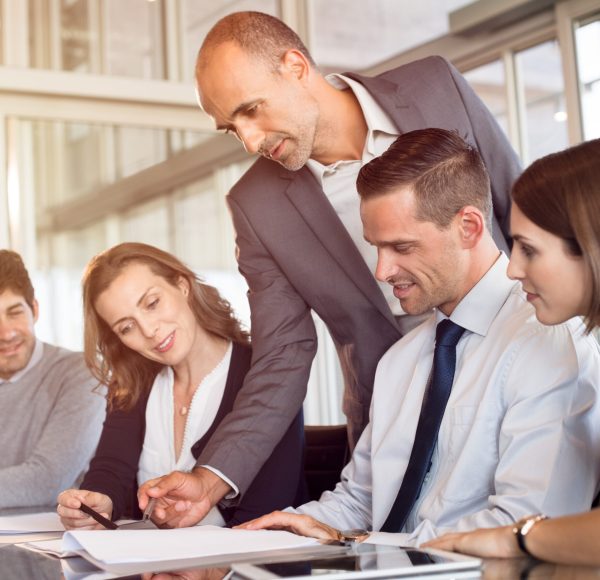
[574,14,600,139]
[28,0,165,78]
[179,0,279,82]
[12,119,173,208]
[308,0,473,71]
[121,197,171,250]
[0,0,4,64]
[464,60,509,138]
[103,0,164,78]
[515,40,568,165]
[465,39,570,165]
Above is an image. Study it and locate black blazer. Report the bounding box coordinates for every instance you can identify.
[82,342,306,525]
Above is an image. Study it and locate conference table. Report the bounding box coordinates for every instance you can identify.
[3,538,600,579]
[1,507,599,579]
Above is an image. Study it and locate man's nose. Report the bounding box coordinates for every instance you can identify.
[374,251,397,283]
[236,124,264,155]
[0,320,17,342]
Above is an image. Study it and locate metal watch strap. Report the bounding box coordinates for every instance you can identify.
[513,514,548,556]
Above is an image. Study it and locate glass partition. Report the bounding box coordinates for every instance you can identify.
[464,60,509,138]
[308,0,473,71]
[13,119,170,207]
[574,14,600,139]
[103,0,164,78]
[179,0,279,82]
[28,0,165,77]
[515,40,568,165]
[0,0,3,65]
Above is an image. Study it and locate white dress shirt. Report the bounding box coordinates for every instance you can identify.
[295,254,600,545]
[306,74,404,318]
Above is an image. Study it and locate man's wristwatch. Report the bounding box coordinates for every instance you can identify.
[512,514,548,556]
[337,528,370,542]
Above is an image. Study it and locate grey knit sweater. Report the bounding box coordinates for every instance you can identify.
[0,341,105,508]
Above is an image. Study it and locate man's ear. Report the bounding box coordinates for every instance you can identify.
[280,49,311,82]
[31,299,39,323]
[457,206,485,249]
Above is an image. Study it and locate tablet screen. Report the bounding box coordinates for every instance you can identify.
[232,544,481,579]
[261,549,439,576]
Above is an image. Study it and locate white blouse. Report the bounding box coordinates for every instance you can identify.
[138,342,232,526]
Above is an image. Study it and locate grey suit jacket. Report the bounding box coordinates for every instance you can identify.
[196,56,521,497]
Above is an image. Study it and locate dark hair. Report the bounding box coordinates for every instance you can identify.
[82,243,249,411]
[0,250,35,310]
[512,138,600,332]
[196,10,316,73]
[357,128,492,230]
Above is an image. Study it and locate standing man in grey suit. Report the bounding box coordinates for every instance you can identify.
[139,11,521,528]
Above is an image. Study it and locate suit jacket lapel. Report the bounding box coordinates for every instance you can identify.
[282,168,396,328]
[347,70,478,143]
[345,72,428,134]
[278,70,435,331]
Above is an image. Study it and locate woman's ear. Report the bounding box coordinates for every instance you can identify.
[177,276,190,297]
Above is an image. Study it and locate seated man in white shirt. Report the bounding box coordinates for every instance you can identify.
[0,250,105,508]
[239,128,600,545]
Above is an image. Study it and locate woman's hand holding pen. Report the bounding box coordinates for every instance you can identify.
[57,489,114,530]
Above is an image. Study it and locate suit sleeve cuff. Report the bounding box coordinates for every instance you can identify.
[200,465,239,500]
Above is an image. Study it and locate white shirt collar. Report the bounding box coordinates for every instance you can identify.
[0,338,44,385]
[326,73,398,155]
[306,73,398,182]
[436,253,520,337]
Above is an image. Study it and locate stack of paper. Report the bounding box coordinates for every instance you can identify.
[0,512,64,534]
[21,525,320,575]
[0,512,64,545]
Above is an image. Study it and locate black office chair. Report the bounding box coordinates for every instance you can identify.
[303,425,350,501]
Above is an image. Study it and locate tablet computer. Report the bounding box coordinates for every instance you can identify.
[231,543,481,580]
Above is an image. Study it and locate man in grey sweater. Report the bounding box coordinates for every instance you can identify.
[0,250,105,508]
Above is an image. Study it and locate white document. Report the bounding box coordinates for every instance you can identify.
[0,511,64,534]
[0,531,63,545]
[18,538,66,557]
[63,525,318,563]
[60,556,119,580]
[21,525,319,573]
[364,532,410,546]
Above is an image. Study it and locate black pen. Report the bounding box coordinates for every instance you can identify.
[79,503,118,530]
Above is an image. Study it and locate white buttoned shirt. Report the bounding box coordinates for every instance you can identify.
[138,343,233,525]
[294,254,600,545]
[306,73,403,318]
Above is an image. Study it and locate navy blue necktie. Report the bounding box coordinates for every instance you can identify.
[381,319,466,532]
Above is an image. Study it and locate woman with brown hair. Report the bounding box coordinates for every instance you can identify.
[425,138,600,565]
[57,242,305,528]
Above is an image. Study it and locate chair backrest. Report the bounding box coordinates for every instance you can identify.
[303,425,350,501]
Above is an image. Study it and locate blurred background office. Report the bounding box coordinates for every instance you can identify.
[0,0,598,425]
